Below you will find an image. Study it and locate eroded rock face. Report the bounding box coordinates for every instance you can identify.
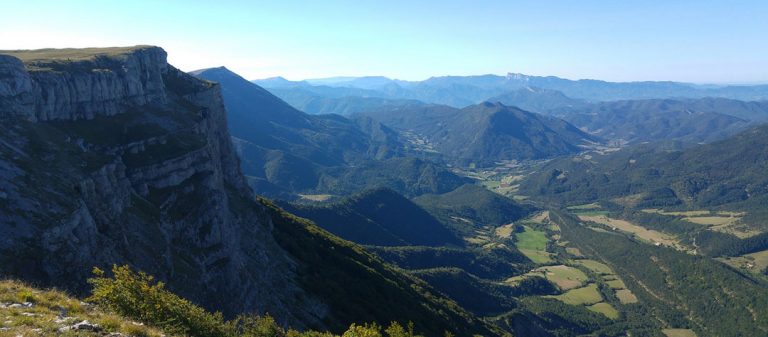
[0,47,168,121]
[0,47,325,328]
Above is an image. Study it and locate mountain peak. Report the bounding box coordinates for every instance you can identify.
[506,72,532,81]
[188,66,234,76]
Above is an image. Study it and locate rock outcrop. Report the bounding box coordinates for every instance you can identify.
[0,46,321,327]
[0,47,168,121]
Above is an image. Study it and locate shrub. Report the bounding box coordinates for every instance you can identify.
[88,265,434,337]
[88,265,230,337]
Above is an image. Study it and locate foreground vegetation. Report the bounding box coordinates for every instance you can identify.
[1,265,458,337]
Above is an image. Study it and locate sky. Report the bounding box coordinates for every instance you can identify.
[1,0,766,83]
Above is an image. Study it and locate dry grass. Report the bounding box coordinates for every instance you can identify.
[530,211,550,224]
[1,46,152,62]
[579,215,679,247]
[532,265,588,291]
[615,289,639,304]
[547,283,603,306]
[641,209,759,238]
[565,247,584,257]
[587,302,620,319]
[519,249,554,264]
[494,223,515,239]
[297,194,333,202]
[642,209,711,217]
[606,279,626,289]
[683,216,738,226]
[0,280,163,337]
[576,260,614,275]
[662,328,697,337]
[567,203,601,210]
[718,249,768,272]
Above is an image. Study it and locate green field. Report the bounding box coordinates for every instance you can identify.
[588,302,620,319]
[576,259,614,275]
[534,265,588,290]
[606,279,627,289]
[519,249,553,264]
[515,226,548,250]
[515,226,551,263]
[548,283,603,305]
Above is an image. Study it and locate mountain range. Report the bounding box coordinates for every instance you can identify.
[255,73,768,110]
[4,45,768,337]
[359,101,598,166]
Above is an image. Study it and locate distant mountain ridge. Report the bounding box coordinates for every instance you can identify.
[192,67,405,196]
[360,101,599,166]
[255,72,768,111]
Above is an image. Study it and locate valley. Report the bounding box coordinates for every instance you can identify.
[2,14,768,335]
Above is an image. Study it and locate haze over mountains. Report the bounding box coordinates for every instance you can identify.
[255,72,768,109]
[3,45,768,337]
[257,73,768,148]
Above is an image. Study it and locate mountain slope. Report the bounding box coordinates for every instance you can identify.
[555,98,758,144]
[522,123,768,213]
[414,184,533,235]
[487,87,588,113]
[361,102,598,166]
[0,46,498,336]
[280,188,462,247]
[191,67,403,195]
[314,157,472,198]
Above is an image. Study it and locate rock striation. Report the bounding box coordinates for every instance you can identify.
[0,46,321,327]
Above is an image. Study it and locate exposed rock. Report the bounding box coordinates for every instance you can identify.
[5,302,33,309]
[0,47,168,121]
[59,320,101,332]
[0,47,321,328]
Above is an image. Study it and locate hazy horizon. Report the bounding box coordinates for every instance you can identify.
[254,72,768,86]
[2,1,767,84]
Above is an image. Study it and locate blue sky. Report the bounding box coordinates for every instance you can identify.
[1,0,766,83]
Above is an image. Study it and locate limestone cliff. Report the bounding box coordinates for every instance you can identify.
[0,47,496,336]
[0,46,321,326]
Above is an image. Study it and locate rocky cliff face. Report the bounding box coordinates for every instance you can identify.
[0,47,168,121]
[0,46,323,327]
[0,47,496,336]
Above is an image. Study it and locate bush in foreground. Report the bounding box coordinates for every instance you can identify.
[88,265,439,337]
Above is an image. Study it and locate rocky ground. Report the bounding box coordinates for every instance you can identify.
[0,280,164,337]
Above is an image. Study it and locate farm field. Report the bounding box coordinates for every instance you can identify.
[641,209,758,238]
[615,289,639,304]
[494,223,515,238]
[547,283,603,305]
[662,328,697,337]
[718,249,768,273]
[578,214,679,247]
[515,225,553,263]
[588,302,620,319]
[576,259,614,275]
[571,259,639,304]
[531,265,588,290]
